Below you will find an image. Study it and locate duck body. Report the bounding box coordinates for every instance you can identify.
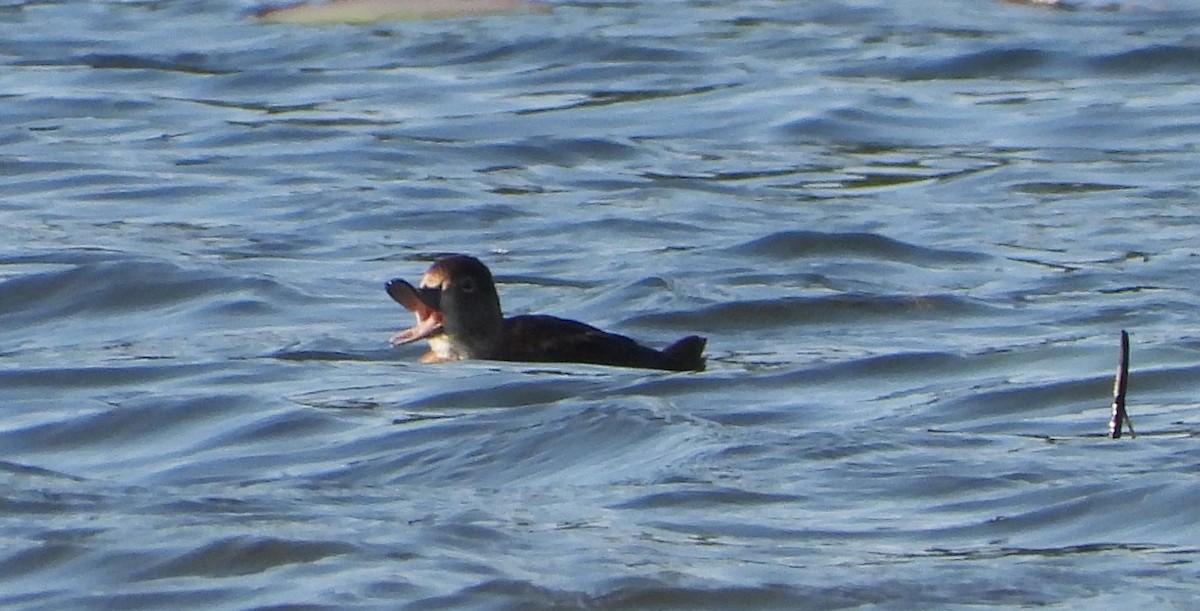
[386,255,705,372]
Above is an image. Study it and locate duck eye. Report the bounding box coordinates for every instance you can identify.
[459,278,476,293]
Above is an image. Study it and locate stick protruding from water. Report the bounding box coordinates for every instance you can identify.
[1109,329,1135,439]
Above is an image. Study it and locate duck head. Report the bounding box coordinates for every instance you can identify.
[386,255,505,361]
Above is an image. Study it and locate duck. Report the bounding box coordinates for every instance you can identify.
[386,255,706,371]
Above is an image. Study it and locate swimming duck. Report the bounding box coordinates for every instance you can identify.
[386,255,706,371]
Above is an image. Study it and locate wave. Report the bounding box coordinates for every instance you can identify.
[727,230,990,265]
[626,293,995,332]
[0,258,304,328]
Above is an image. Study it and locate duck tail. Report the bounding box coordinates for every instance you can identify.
[662,335,707,371]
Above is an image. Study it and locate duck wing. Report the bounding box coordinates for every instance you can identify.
[496,315,705,371]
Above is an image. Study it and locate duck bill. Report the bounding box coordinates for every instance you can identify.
[386,279,444,345]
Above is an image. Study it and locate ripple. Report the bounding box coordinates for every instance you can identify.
[627,293,995,332]
[0,363,221,391]
[5,0,1200,607]
[0,258,302,328]
[1089,44,1200,75]
[400,378,607,410]
[133,536,357,580]
[727,230,990,265]
[421,578,804,610]
[302,399,715,487]
[892,47,1055,81]
[73,52,236,75]
[611,486,803,510]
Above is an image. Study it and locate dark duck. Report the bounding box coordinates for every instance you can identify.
[386,255,706,371]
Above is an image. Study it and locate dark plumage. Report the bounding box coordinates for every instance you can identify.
[386,255,705,372]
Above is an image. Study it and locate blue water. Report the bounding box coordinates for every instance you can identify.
[3,0,1200,608]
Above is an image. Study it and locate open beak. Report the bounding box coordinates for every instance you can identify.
[386,279,444,346]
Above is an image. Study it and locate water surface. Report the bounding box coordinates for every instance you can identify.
[3,0,1200,608]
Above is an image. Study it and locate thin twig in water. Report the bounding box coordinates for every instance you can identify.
[1109,330,1135,439]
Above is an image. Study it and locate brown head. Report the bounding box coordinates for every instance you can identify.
[386,255,505,361]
